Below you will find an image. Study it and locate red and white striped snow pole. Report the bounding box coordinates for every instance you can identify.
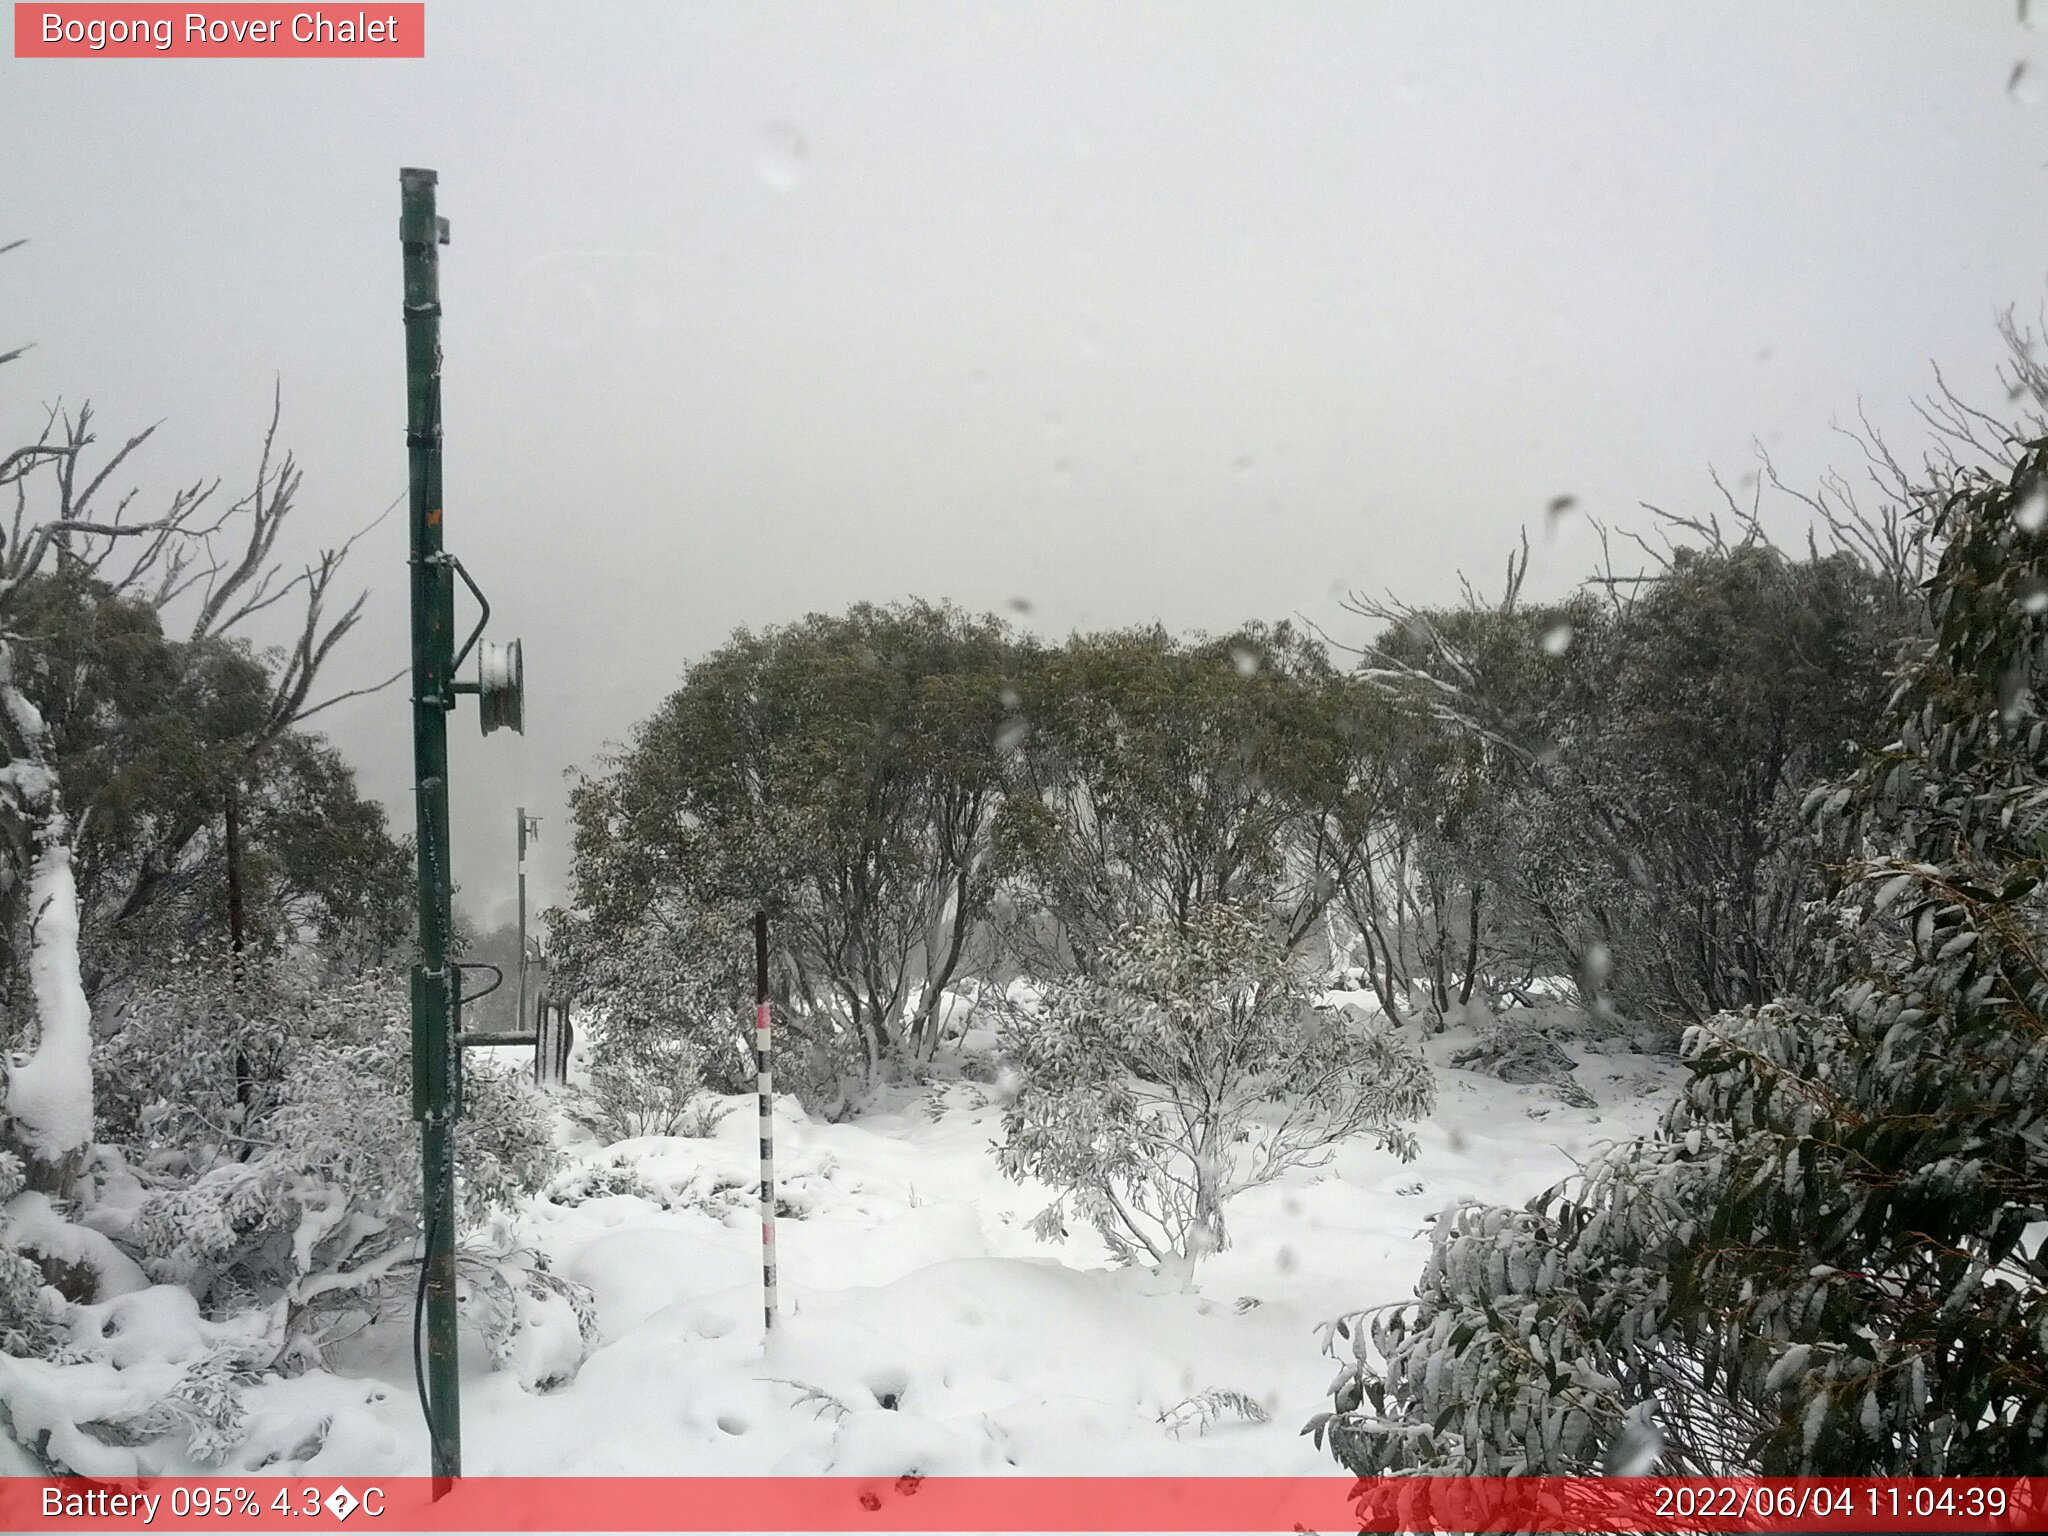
[754,911,779,1335]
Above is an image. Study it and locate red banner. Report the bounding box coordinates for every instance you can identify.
[12,4,424,58]
[2,1477,2045,1532]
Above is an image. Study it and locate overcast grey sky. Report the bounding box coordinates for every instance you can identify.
[5,1,2044,922]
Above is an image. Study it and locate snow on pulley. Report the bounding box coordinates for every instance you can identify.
[478,637,524,736]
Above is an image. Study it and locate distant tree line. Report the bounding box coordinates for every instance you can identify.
[555,537,1910,1081]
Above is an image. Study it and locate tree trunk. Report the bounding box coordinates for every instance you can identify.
[6,824,93,1196]
[224,775,256,1160]
[224,775,246,957]
[1,643,95,1199]
[1180,1129,1228,1289]
[1457,883,1484,1007]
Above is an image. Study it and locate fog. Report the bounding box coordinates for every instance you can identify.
[5,0,2041,920]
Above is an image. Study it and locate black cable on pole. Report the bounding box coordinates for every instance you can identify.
[411,1200,452,1478]
[453,959,504,1006]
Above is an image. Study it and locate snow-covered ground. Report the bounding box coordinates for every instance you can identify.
[206,1002,1682,1478]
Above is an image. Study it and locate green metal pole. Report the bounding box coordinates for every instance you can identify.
[516,807,526,1036]
[401,166,461,1489]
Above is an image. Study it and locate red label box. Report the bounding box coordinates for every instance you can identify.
[2,1477,2046,1533]
[13,4,424,57]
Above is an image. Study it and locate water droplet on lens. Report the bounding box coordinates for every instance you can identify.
[1999,657,2029,721]
[755,122,807,191]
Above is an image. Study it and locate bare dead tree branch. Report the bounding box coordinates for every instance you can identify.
[289,666,407,725]
[0,511,224,622]
[0,443,73,487]
[191,383,296,643]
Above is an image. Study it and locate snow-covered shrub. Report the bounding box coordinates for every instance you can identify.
[578,1028,714,1143]
[673,1095,735,1137]
[997,903,1433,1273]
[552,900,752,1139]
[0,957,580,1471]
[94,953,288,1168]
[543,1156,675,1209]
[75,1350,254,1465]
[93,959,563,1353]
[461,1227,599,1393]
[1446,1004,1596,1107]
[1312,437,2048,1475]
[0,1150,64,1357]
[544,1153,816,1222]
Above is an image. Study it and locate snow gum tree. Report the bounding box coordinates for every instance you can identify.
[0,420,132,1194]
[0,401,408,1019]
[564,601,1028,1074]
[996,623,1367,973]
[1346,541,1897,1027]
[1311,437,2048,1475]
[998,902,1433,1278]
[68,636,414,996]
[1324,585,1596,1025]
[1,360,401,1199]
